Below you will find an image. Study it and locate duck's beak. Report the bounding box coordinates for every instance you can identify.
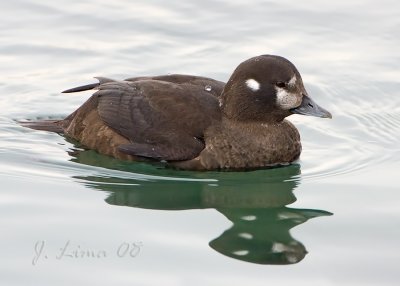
[290,95,332,119]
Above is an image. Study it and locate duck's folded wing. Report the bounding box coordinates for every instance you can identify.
[95,80,219,161]
[117,139,203,161]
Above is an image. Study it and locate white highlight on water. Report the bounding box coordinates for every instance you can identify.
[241,215,257,221]
[238,233,254,240]
[232,250,249,256]
[271,242,288,253]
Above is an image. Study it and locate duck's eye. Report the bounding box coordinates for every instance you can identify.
[275,81,287,88]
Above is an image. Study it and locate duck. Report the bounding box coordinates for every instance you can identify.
[22,55,332,170]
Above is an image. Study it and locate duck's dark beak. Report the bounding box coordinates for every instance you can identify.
[290,95,332,119]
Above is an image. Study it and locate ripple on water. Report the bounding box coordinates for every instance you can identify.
[295,81,400,181]
[0,117,220,185]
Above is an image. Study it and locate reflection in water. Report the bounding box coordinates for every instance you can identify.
[71,149,332,265]
[210,208,329,264]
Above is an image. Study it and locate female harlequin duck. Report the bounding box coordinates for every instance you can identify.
[23,55,332,170]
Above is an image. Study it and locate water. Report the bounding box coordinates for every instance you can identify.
[1,0,399,285]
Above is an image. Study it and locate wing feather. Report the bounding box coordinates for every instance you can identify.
[94,78,222,160]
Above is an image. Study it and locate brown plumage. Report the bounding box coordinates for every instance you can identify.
[21,55,332,170]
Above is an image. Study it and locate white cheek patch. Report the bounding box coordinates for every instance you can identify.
[276,87,299,109]
[288,75,297,86]
[245,79,260,91]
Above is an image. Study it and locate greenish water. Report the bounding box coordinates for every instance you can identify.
[1,0,400,285]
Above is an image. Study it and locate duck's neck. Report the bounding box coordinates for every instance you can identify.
[220,117,289,131]
[219,94,290,123]
[220,108,288,125]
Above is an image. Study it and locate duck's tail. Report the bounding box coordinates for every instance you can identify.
[19,120,64,133]
[62,77,115,93]
[20,77,116,132]
[62,83,99,93]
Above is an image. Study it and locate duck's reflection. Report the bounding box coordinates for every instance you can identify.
[71,149,332,265]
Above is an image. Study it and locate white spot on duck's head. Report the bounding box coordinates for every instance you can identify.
[245,79,260,91]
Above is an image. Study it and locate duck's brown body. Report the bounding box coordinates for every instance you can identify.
[175,119,301,170]
[61,90,134,161]
[22,55,331,170]
[61,75,224,164]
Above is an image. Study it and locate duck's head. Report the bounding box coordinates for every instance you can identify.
[220,55,332,122]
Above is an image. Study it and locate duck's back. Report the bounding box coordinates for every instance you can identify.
[61,75,224,161]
